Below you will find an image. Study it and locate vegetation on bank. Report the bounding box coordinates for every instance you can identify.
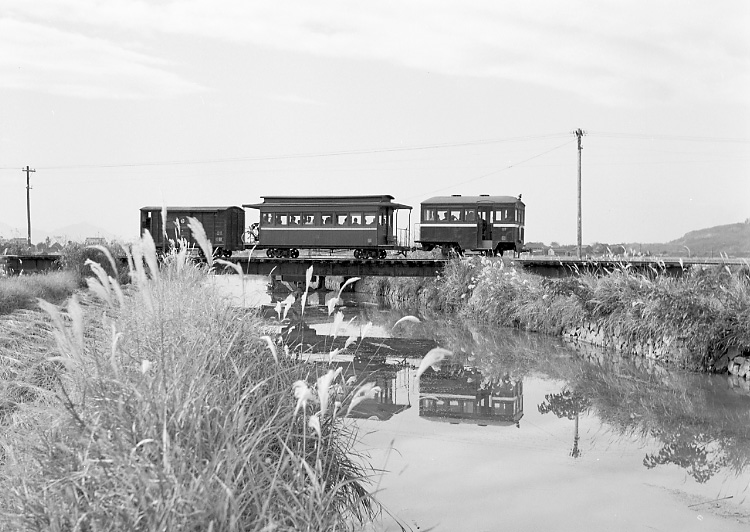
[0,271,77,315]
[362,257,750,370]
[0,231,377,531]
[0,242,126,316]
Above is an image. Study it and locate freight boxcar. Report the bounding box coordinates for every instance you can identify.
[243,195,412,259]
[139,206,245,258]
[417,194,525,256]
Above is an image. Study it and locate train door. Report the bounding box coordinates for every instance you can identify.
[378,208,393,245]
[477,206,492,248]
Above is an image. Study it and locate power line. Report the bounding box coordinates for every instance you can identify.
[403,139,574,201]
[590,131,750,144]
[1,132,570,171]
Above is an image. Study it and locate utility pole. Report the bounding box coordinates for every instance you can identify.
[574,129,585,258]
[23,166,35,246]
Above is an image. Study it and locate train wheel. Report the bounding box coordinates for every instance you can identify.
[266,248,274,258]
[290,249,299,259]
[354,249,363,259]
[378,249,387,260]
[273,248,283,258]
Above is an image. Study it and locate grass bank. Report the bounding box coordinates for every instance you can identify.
[0,271,77,315]
[365,257,750,371]
[0,242,126,316]
[0,232,377,531]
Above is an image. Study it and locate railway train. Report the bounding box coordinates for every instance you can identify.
[140,193,525,259]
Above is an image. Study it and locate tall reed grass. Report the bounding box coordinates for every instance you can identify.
[0,225,378,531]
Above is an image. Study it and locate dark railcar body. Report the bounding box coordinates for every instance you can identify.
[417,195,525,255]
[139,206,245,256]
[244,195,411,258]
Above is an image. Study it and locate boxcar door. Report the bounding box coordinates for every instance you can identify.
[477,206,492,248]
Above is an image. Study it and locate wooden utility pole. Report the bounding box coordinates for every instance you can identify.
[23,166,35,245]
[575,129,585,258]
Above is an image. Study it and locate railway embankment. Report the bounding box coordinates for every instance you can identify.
[354,256,750,379]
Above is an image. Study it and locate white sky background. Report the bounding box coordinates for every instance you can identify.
[0,0,748,244]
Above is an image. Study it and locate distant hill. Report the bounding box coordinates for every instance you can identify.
[618,221,750,258]
[0,221,120,244]
[528,221,750,258]
[35,222,120,244]
[666,221,750,257]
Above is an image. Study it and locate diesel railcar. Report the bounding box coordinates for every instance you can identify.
[417,195,525,256]
[243,195,412,259]
[140,206,245,258]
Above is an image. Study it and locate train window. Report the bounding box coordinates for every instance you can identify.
[262,212,274,225]
[437,209,448,222]
[449,210,461,221]
[464,209,476,222]
[335,214,348,225]
[275,214,288,226]
[351,213,362,225]
[321,213,333,225]
[379,212,387,226]
[289,214,301,225]
[364,213,376,226]
[514,210,518,222]
[423,209,436,222]
[301,214,314,225]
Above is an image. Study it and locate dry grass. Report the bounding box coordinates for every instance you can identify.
[0,226,379,532]
[0,271,78,315]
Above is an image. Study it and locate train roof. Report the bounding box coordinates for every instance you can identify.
[140,206,244,212]
[422,195,523,205]
[244,195,411,210]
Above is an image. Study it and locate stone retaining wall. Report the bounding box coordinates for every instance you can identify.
[563,321,749,378]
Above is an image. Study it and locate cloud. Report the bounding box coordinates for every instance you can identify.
[0,18,205,98]
[268,93,326,106]
[2,0,748,105]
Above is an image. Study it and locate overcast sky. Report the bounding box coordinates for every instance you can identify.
[1,1,748,244]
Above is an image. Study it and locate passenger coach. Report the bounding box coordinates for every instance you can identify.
[244,195,412,259]
[417,194,525,256]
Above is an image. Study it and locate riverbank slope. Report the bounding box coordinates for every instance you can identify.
[356,257,750,375]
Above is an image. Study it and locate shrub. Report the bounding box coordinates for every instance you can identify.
[57,241,128,287]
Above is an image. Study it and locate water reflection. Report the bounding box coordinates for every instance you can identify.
[538,389,589,458]
[419,368,523,427]
[254,285,750,528]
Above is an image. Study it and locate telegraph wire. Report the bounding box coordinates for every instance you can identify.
[0,132,570,171]
[589,131,750,144]
[403,139,575,201]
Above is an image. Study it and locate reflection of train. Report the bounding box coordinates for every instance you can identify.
[140,192,525,259]
[419,370,524,427]
[417,195,526,256]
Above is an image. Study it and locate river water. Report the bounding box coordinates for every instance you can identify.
[213,275,750,532]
